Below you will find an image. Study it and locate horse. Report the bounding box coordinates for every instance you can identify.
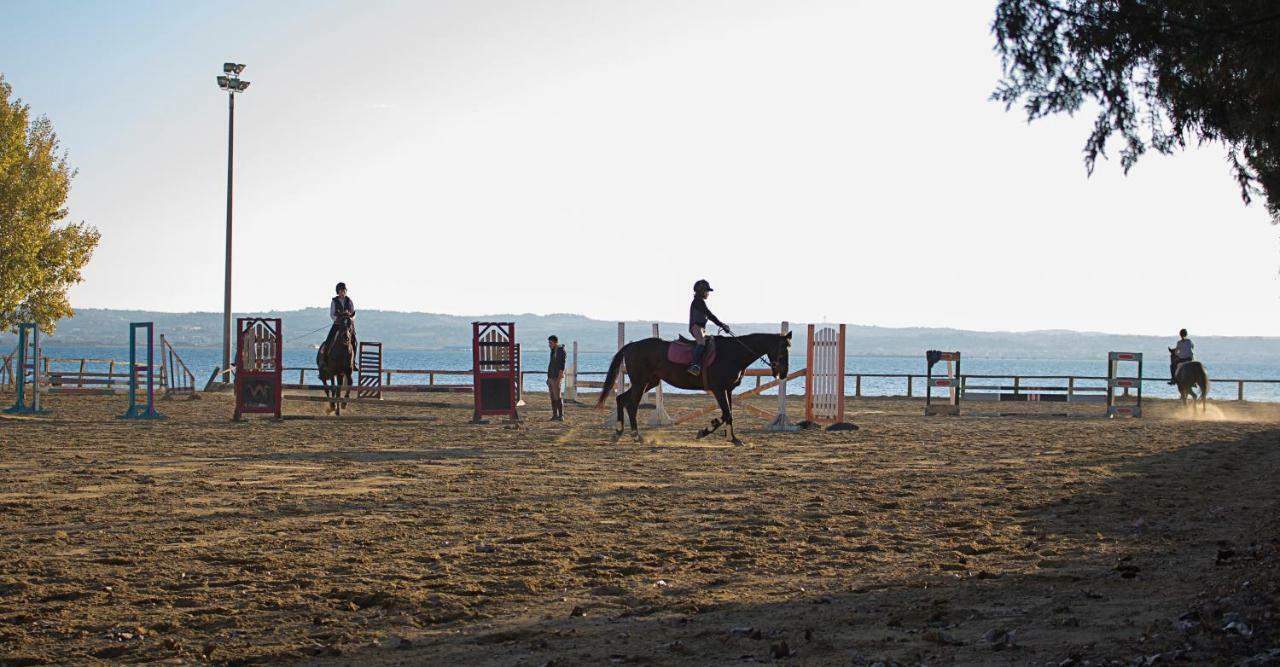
[1169,348,1209,414]
[595,332,792,445]
[317,317,356,415]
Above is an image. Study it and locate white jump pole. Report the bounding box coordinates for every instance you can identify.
[603,322,626,426]
[565,341,578,403]
[764,321,799,432]
[648,322,674,426]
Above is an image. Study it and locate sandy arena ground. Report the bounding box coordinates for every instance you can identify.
[0,389,1278,666]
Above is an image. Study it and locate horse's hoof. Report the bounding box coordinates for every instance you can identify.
[731,438,744,447]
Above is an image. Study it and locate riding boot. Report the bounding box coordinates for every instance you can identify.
[689,343,705,376]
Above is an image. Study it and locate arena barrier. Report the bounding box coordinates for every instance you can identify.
[118,322,166,420]
[673,322,847,431]
[160,335,199,400]
[1106,352,1143,418]
[472,321,520,424]
[233,317,285,420]
[4,323,48,415]
[924,350,961,416]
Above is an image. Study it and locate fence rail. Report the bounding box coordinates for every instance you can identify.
[284,366,1275,404]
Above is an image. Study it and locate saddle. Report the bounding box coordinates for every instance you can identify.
[667,336,717,367]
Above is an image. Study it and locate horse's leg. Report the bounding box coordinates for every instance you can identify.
[321,375,336,415]
[613,385,629,436]
[625,382,645,438]
[341,371,351,410]
[717,388,740,446]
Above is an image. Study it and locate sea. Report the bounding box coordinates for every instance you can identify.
[34,345,1280,403]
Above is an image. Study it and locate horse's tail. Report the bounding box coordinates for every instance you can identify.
[1200,367,1210,398]
[594,344,629,409]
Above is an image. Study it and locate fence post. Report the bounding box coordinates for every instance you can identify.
[1068,377,1075,400]
[906,375,913,398]
[855,374,862,398]
[1238,381,1245,402]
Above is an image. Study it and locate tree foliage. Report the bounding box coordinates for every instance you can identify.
[0,75,99,334]
[992,0,1280,219]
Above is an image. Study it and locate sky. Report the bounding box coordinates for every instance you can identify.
[2,0,1277,336]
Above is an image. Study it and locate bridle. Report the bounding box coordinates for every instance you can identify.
[723,329,785,378]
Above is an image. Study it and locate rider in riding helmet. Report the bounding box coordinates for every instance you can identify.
[324,282,358,370]
[688,279,731,376]
[1170,328,1193,384]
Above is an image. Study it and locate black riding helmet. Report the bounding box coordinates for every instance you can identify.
[693,279,713,293]
[336,282,347,293]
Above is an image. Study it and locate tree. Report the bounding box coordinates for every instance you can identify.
[0,75,99,333]
[992,1,1280,220]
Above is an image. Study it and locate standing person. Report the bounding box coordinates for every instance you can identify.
[1170,328,1194,384]
[323,282,358,369]
[688,279,731,376]
[547,335,567,421]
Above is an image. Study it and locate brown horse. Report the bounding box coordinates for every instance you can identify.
[318,317,355,415]
[595,332,792,445]
[1169,348,1209,413]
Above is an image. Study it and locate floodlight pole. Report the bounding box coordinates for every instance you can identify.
[222,89,235,376]
[217,63,248,378]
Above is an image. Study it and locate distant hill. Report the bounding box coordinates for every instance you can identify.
[3,308,1278,362]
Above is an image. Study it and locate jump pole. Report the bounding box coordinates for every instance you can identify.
[924,350,961,416]
[4,323,48,415]
[647,323,673,426]
[1106,352,1143,418]
[764,321,799,431]
[119,322,165,420]
[565,341,579,403]
[601,322,627,427]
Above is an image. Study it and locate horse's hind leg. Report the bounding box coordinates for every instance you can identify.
[721,390,741,446]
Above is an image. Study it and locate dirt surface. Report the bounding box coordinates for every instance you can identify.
[1,390,1278,666]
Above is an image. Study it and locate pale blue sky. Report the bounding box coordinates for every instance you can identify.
[2,1,1276,335]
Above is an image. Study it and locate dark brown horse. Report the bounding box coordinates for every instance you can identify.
[595,332,792,445]
[1169,348,1209,413]
[318,317,355,415]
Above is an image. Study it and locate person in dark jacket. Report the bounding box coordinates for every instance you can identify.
[547,335,567,420]
[688,279,731,376]
[323,282,358,369]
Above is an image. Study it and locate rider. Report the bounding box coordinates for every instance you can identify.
[323,282,358,370]
[1170,328,1193,384]
[688,279,731,376]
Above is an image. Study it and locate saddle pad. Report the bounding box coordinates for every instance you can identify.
[667,338,717,367]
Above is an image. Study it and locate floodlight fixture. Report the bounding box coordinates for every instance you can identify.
[217,75,230,88]
[223,62,245,75]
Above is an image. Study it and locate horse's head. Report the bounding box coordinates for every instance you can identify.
[334,317,354,347]
[1168,347,1178,362]
[765,331,793,379]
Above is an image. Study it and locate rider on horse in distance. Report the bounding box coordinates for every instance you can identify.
[688,279,730,376]
[1169,328,1193,385]
[323,282,359,371]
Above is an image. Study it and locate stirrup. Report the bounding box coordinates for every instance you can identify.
[688,364,701,376]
